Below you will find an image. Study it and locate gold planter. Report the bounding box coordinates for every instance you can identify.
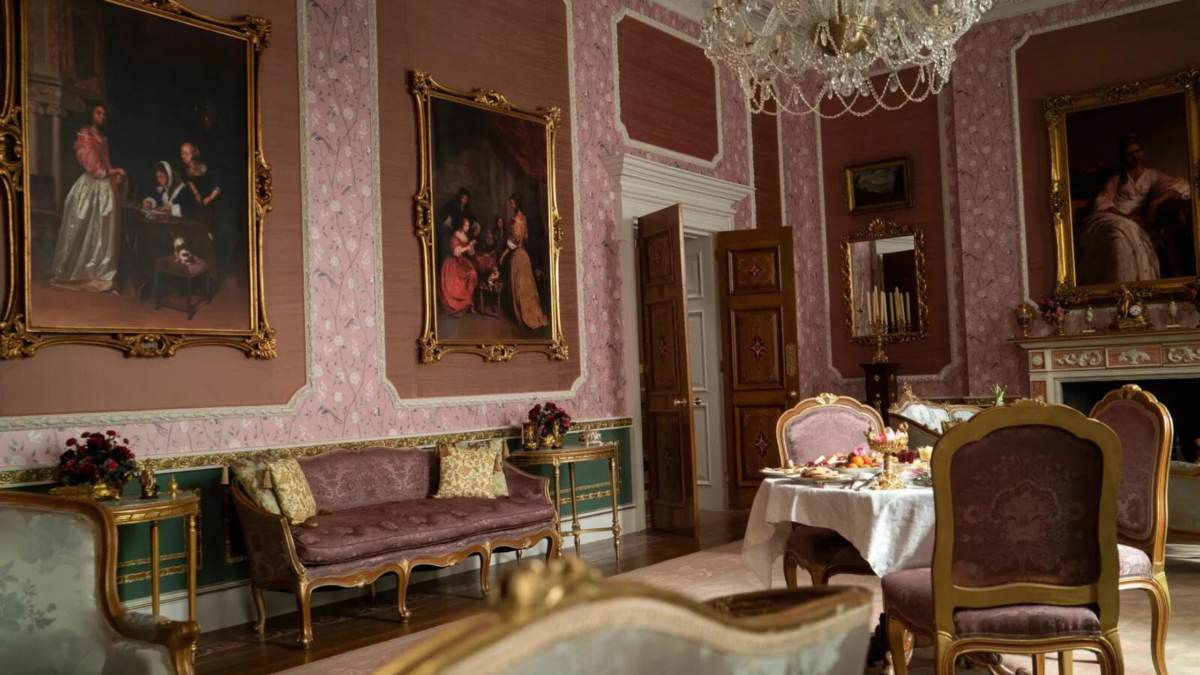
[50,481,121,501]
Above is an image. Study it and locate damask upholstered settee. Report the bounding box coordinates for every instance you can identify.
[231,446,559,648]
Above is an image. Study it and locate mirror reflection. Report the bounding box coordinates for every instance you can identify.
[849,235,919,338]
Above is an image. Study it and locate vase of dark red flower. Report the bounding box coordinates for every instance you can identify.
[49,431,137,501]
[1038,294,1068,336]
[529,402,571,449]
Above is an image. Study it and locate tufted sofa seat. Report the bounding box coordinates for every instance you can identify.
[292,497,556,564]
[231,446,558,649]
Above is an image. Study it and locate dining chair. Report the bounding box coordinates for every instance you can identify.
[776,392,881,587]
[373,557,876,675]
[882,399,1125,675]
[1081,384,1172,675]
[0,491,200,675]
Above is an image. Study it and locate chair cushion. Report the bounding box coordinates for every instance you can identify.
[292,497,555,564]
[786,524,872,570]
[301,447,435,512]
[881,568,1101,640]
[1118,544,1152,580]
[269,458,318,525]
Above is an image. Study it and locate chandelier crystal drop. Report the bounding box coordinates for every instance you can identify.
[701,0,993,118]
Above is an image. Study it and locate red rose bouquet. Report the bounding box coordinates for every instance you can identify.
[58,431,137,490]
[529,402,571,437]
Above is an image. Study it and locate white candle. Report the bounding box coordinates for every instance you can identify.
[905,293,912,329]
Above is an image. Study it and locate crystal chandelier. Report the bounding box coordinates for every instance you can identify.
[701,0,993,118]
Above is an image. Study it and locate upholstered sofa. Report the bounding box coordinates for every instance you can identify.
[231,446,559,648]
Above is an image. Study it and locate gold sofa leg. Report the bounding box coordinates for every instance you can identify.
[515,549,524,562]
[295,583,313,649]
[545,533,561,562]
[252,586,267,635]
[397,566,412,622]
[886,613,911,675]
[479,548,492,596]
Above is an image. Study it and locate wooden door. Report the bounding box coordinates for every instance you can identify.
[717,227,800,511]
[637,205,699,538]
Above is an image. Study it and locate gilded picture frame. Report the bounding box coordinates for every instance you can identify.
[1045,68,1200,304]
[0,0,274,359]
[410,70,567,363]
[843,156,913,215]
[840,218,928,345]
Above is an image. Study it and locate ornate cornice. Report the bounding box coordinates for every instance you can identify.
[0,417,634,486]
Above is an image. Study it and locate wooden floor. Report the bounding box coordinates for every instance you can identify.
[195,510,749,675]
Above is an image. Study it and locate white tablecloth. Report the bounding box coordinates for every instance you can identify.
[742,478,936,588]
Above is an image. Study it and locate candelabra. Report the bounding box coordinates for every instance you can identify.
[865,423,909,491]
[870,315,889,364]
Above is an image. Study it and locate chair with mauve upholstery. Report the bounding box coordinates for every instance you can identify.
[1076,384,1172,675]
[777,393,882,587]
[883,400,1124,675]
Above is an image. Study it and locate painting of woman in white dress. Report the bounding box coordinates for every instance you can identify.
[18,0,255,334]
[1076,133,1192,284]
[49,104,126,293]
[1061,90,1198,288]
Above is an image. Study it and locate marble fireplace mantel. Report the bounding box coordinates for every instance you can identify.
[1011,329,1200,404]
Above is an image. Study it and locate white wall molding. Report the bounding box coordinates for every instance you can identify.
[611,8,724,169]
[603,155,753,236]
[375,0,590,408]
[648,0,705,22]
[605,153,752,535]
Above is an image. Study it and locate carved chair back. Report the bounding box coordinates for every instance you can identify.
[1090,385,1172,564]
[930,401,1122,638]
[775,393,883,467]
[0,492,188,674]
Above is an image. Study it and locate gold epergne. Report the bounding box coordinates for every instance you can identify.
[865,422,908,491]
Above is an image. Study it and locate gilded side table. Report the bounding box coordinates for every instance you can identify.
[102,491,201,621]
[507,443,621,563]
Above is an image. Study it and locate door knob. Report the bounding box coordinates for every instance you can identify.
[673,398,688,406]
[787,391,799,399]
[693,397,702,406]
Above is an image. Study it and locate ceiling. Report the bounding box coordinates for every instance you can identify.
[649,0,1080,25]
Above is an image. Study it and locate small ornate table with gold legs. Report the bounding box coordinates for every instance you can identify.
[507,444,622,564]
[102,490,201,622]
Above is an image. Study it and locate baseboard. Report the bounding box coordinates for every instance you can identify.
[124,505,640,632]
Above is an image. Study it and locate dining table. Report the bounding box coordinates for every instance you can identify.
[742,474,1029,675]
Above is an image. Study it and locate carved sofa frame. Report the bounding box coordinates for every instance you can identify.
[231,453,559,648]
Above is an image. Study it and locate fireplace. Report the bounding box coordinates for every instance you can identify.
[1061,378,1198,462]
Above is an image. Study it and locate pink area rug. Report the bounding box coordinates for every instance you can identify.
[278,541,1200,675]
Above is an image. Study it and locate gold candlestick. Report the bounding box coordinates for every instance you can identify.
[870,316,889,364]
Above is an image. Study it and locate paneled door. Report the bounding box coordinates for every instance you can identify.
[684,234,727,511]
[637,205,699,538]
[717,227,800,511]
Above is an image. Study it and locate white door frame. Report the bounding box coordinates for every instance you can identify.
[602,154,754,529]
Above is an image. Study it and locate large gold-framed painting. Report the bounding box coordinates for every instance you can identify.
[0,0,274,359]
[1045,69,1200,301]
[410,71,566,363]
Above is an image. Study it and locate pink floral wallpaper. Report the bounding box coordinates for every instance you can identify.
[0,0,754,469]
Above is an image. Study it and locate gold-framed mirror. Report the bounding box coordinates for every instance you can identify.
[841,219,928,344]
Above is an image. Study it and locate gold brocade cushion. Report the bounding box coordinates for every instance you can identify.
[434,451,498,500]
[231,458,282,515]
[438,439,509,497]
[268,457,318,524]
